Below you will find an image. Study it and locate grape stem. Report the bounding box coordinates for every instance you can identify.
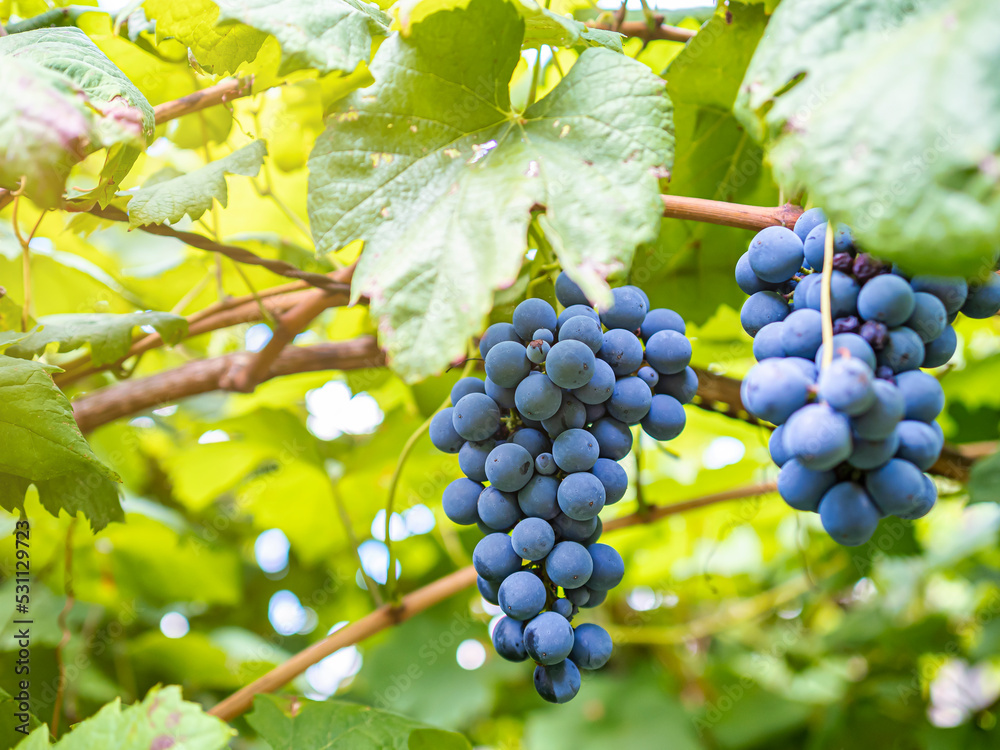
[819,220,836,371]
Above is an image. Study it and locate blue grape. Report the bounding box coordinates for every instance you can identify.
[857,274,916,327]
[742,358,811,424]
[558,315,604,353]
[906,292,947,343]
[910,275,967,315]
[818,357,876,415]
[478,575,500,605]
[545,541,593,589]
[894,370,944,422]
[814,333,877,371]
[848,432,899,470]
[793,207,827,242]
[458,440,491,481]
[551,514,598,543]
[492,616,527,661]
[485,377,516,409]
[555,271,589,307]
[498,570,547,620]
[753,322,786,360]
[513,298,557,341]
[511,428,551,459]
[534,453,557,477]
[479,322,520,358]
[896,474,937,520]
[736,252,778,295]
[793,273,822,311]
[587,543,624,590]
[442,478,483,525]
[865,458,928,516]
[552,598,574,619]
[777,459,836,512]
[637,366,659,389]
[564,586,589,606]
[607,377,653,424]
[923,325,957,368]
[786,356,818,382]
[818,482,881,546]
[552,428,599,473]
[877,327,925,372]
[570,623,613,670]
[450,377,486,405]
[473,533,522,581]
[655,366,698,404]
[586,516,603,545]
[641,308,686,340]
[533,328,555,344]
[851,379,905,440]
[478,486,522,530]
[557,472,606,521]
[429,407,465,453]
[645,330,692,375]
[599,286,648,331]
[485,442,534,492]
[546,340,596,389]
[591,417,633,459]
[518,475,560,519]
[511,517,556,561]
[524,611,576,665]
[514,372,562,420]
[741,291,790,336]
[534,660,581,703]
[484,341,530,387]
[748,226,804,283]
[803,224,854,269]
[780,308,823,359]
[572,358,615,405]
[526,340,550,364]
[557,304,600,330]
[582,588,607,608]
[628,284,650,310]
[641,394,686,441]
[895,420,944,470]
[541,393,587,436]
[584,402,607,422]
[961,274,1000,318]
[598,329,644,375]
[783,403,853,470]
[770,425,792,466]
[827,271,861,317]
[591,457,628,504]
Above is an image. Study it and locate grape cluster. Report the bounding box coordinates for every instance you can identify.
[431,273,694,702]
[737,208,1000,545]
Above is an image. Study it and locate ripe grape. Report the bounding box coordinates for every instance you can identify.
[587,544,624,590]
[776,459,836,512]
[655,367,698,404]
[645,330,692,375]
[818,482,881,546]
[753,321,786,360]
[513,298,557,341]
[793,207,827,242]
[960,274,1000,318]
[451,377,486,404]
[736,252,778,295]
[473,533,522,581]
[479,322,520,358]
[492,616,528,661]
[524,612,575,665]
[485,377,516,408]
[570,623,612,670]
[546,340,596,389]
[557,304,600,329]
[641,394,686,441]
[783,403,853,470]
[607,376,653,424]
[769,425,791,466]
[511,428,551,459]
[598,328,644,375]
[485,442,535,492]
[452,393,502,441]
[442,478,483,525]
[895,420,944,470]
[743,358,811,424]
[877,327,925,372]
[478,576,500,605]
[485,341,531,387]
[590,458,628,504]
[814,333,877,371]
[851,378,905,440]
[552,428,599,473]
[514,372,562,420]
[571,357,615,405]
[741,291,790,336]
[857,274,916,327]
[551,514,598,543]
[545,541,594,589]
[894,370,944,422]
[526,340,549,364]
[534,453,557,477]
[641,308,686,340]
[534,329,555,344]
[552,599,574,619]
[780,308,823,359]
[533,660,581,703]
[458,440,492,481]
[923,325,957,368]
[498,570,547,620]
[817,357,875,416]
[511,517,556,561]
[517,475,560,519]
[557,472,606,521]
[748,226,804,283]
[906,292,947,343]
[599,286,648,331]
[847,433,899,470]
[637,366,659,389]
[865,458,928,516]
[429,407,466,453]
[478,486,523,530]
[590,417,633,460]
[910,275,967,315]
[555,271,589,307]
[559,315,604,353]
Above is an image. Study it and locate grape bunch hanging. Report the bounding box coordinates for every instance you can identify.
[737,208,1000,545]
[430,273,695,703]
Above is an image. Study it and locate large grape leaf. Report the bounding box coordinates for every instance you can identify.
[307,0,672,381]
[0,355,122,531]
[734,0,1000,276]
[5,311,188,367]
[213,0,391,76]
[127,140,268,227]
[14,685,234,749]
[247,695,471,750]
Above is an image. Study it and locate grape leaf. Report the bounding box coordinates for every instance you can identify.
[127,140,268,227]
[5,310,188,367]
[735,0,1000,275]
[969,452,1000,505]
[246,695,471,750]
[307,0,672,381]
[0,355,123,531]
[213,0,391,76]
[521,2,623,52]
[14,685,235,749]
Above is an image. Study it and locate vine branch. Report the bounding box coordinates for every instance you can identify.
[153,78,254,125]
[586,18,697,43]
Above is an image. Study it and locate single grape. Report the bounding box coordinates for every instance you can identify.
[832,252,853,273]
[770,424,791,466]
[557,304,600,330]
[514,372,562,421]
[818,357,876,415]
[599,286,648,331]
[741,291,790,336]
[511,517,556,561]
[780,308,824,359]
[894,369,944,422]
[852,254,887,284]
[961,274,1000,318]
[478,486,523,530]
[640,308,686,340]
[581,588,607,608]
[894,420,944,470]
[478,576,500,605]
[877,327,925,372]
[429,407,465,453]
[607,377,653,424]
[637,366,659,389]
[827,271,861,317]
[557,472,606,521]
[526,340,550,364]
[777,459,836,512]
[513,298,557,341]
[533,328,555,345]
[865,458,928,516]
[479,322,520,358]
[451,377,486,405]
[555,271,589,307]
[803,224,855,269]
[585,402,607,422]
[591,457,628,504]
[545,541,594,589]
[552,598,574,619]
[534,453,558,477]
[533,660,581,703]
[847,432,900,470]
[587,543,624,590]
[736,252,778,295]
[896,474,937,520]
[570,623,613,670]
[442,478,483,525]
[628,285,650,310]
[552,428,600,473]
[598,328,645,376]
[748,226,804,283]
[641,394,686,441]
[473,533,522,581]
[541,393,587,437]
[814,333,877,371]
[859,320,888,350]
[906,292,947,343]
[564,586,590,606]
[783,403,853,470]
[833,315,861,335]
[484,341,531,388]
[559,315,604,353]
[524,611,576,665]
[655,366,699,404]
[910,275,967,315]
[786,356,818,383]
[458,440,492,481]
[818,482,881,546]
[485,442,535,492]
[551,514,598,543]
[518,475,560,519]
[923,325,957,368]
[492,615,527,661]
[589,417,632,460]
[485,377,516,409]
[498,570,547,620]
[742,358,812,424]
[546,340,596,389]
[792,273,821,311]
[857,274,916,327]
[511,428,551,459]
[851,378,905,440]
[753,322,785,362]
[645,330,692,375]
[572,357,615,405]
[793,207,827,243]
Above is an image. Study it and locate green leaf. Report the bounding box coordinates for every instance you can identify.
[0,686,43,750]
[0,354,122,531]
[247,695,472,750]
[308,0,672,381]
[213,0,391,76]
[521,2,623,52]
[735,0,1000,275]
[14,685,235,749]
[5,311,187,367]
[127,140,268,227]
[968,452,1000,504]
